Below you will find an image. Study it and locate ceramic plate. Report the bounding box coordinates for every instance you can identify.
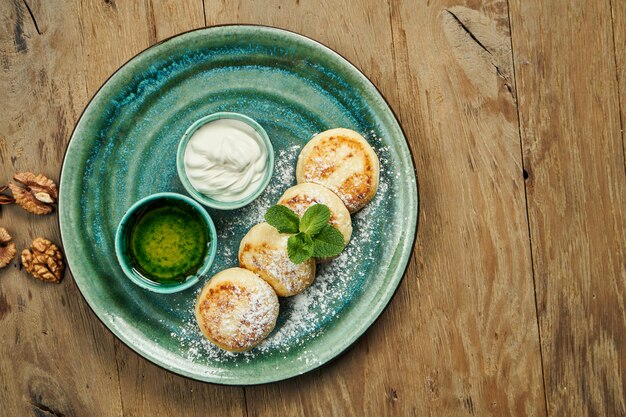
[59,25,418,384]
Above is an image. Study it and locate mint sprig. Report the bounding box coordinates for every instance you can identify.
[299,204,330,235]
[264,204,300,234]
[287,233,314,264]
[311,224,345,258]
[265,203,346,264]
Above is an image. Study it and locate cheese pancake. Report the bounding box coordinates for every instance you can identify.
[278,182,352,245]
[195,268,279,352]
[239,222,316,297]
[296,128,379,213]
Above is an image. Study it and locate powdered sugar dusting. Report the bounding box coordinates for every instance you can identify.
[169,134,398,364]
[196,278,278,350]
[234,282,278,344]
[257,250,310,294]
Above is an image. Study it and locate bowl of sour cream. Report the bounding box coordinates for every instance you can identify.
[176,112,274,209]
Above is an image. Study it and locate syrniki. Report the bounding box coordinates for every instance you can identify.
[239,222,316,297]
[195,267,279,352]
[278,182,352,254]
[296,128,379,213]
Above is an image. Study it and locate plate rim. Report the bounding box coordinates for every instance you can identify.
[58,23,419,385]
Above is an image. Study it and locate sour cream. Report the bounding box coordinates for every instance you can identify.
[183,118,268,202]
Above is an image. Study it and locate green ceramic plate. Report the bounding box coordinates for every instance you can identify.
[59,25,418,385]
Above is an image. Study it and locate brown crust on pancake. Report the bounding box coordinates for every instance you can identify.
[277,182,352,246]
[296,129,379,213]
[238,223,315,297]
[195,268,279,352]
[282,194,339,224]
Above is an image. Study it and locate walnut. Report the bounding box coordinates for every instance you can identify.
[0,227,17,269]
[22,237,65,283]
[9,172,58,215]
[0,185,15,206]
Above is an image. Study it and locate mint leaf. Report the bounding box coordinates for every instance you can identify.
[299,204,331,236]
[287,232,314,264]
[268,203,341,263]
[265,205,299,234]
[312,224,345,258]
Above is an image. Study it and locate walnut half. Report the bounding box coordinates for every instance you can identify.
[0,185,15,206]
[10,172,58,215]
[22,237,65,283]
[0,227,17,269]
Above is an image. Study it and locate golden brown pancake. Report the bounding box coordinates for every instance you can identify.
[194,267,279,352]
[296,128,380,213]
[239,222,316,297]
[278,182,352,245]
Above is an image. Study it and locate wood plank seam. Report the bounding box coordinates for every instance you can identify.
[112,340,126,417]
[507,0,626,414]
[146,0,158,45]
[608,0,626,176]
[1,0,126,414]
[385,0,546,415]
[386,0,400,100]
[243,387,250,417]
[76,0,128,410]
[202,0,207,27]
[504,2,551,416]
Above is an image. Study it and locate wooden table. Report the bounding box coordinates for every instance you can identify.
[1,1,624,416]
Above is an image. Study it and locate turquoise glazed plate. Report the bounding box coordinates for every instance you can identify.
[59,25,418,385]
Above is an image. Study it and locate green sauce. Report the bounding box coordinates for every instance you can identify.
[127,201,209,285]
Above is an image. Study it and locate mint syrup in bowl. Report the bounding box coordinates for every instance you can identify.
[115,192,217,293]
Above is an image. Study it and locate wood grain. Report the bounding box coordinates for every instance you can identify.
[150,0,205,41]
[386,0,546,415]
[204,0,545,416]
[508,0,626,415]
[611,0,626,167]
[75,1,247,416]
[1,0,624,415]
[0,1,123,416]
[202,1,404,416]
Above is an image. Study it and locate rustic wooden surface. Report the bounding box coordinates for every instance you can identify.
[0,0,624,416]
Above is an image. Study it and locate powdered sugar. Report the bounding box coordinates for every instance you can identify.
[257,249,309,293]
[232,281,278,344]
[169,136,397,364]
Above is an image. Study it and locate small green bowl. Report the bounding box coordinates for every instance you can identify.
[114,192,217,294]
[176,112,275,210]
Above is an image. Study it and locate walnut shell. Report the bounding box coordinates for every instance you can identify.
[0,185,15,206]
[10,172,58,215]
[0,227,16,269]
[22,237,64,283]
